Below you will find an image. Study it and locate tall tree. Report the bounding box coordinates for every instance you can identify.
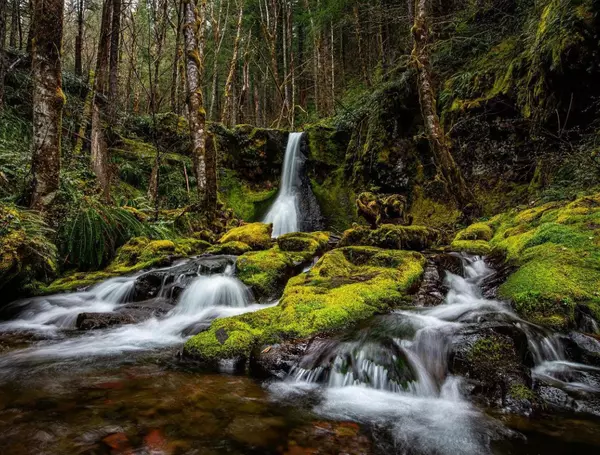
[221,0,243,126]
[30,0,65,211]
[411,0,473,209]
[108,0,121,114]
[90,0,113,200]
[75,0,84,77]
[183,0,216,214]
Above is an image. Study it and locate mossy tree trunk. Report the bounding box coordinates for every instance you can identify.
[90,0,112,201]
[411,0,474,210]
[30,0,65,212]
[183,0,217,215]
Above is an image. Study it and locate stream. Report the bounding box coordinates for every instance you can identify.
[1,254,600,454]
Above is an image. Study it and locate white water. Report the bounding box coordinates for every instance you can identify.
[0,277,136,334]
[272,255,600,454]
[0,267,268,370]
[264,132,303,237]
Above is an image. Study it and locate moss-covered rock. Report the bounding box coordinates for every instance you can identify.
[0,204,58,300]
[277,231,329,255]
[339,224,441,251]
[236,248,298,300]
[455,194,600,330]
[184,247,425,362]
[218,223,273,251]
[207,241,252,256]
[43,236,211,294]
[454,223,493,242]
[450,239,493,256]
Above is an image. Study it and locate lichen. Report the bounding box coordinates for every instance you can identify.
[184,247,425,362]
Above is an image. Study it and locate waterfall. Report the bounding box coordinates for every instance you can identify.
[264,132,303,237]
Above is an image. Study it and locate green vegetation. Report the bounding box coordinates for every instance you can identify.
[339,224,441,251]
[455,194,600,330]
[184,247,425,362]
[218,223,273,251]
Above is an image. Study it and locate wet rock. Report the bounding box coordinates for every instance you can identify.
[250,338,312,379]
[101,432,132,453]
[76,426,126,445]
[414,253,464,306]
[76,313,137,330]
[450,323,535,414]
[566,332,600,367]
[298,134,325,232]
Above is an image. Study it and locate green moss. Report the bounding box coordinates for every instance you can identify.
[509,384,537,401]
[408,190,462,230]
[339,224,441,251]
[277,232,330,255]
[450,240,493,256]
[0,204,57,298]
[480,193,600,330]
[311,169,359,232]
[219,169,278,221]
[218,223,273,251]
[42,271,115,294]
[236,247,296,300]
[184,247,425,362]
[454,223,493,242]
[469,336,513,363]
[207,241,252,256]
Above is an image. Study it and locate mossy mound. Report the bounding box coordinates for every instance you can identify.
[454,223,493,242]
[338,224,441,251]
[455,194,600,330]
[218,223,273,251]
[184,247,425,362]
[236,232,330,300]
[44,236,211,294]
[0,204,58,299]
[450,240,493,256]
[207,241,252,256]
[277,232,330,254]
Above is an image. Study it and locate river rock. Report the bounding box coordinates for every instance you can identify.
[76,312,138,330]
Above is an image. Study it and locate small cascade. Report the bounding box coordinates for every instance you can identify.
[0,277,137,333]
[272,254,600,454]
[0,261,267,369]
[264,133,303,237]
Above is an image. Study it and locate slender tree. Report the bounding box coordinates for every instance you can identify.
[75,0,84,77]
[221,0,243,126]
[183,0,216,214]
[0,0,7,109]
[108,0,121,119]
[411,0,473,208]
[30,0,65,212]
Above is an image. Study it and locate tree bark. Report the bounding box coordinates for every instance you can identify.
[108,0,121,119]
[75,0,84,77]
[90,0,113,201]
[221,1,243,126]
[411,0,473,208]
[183,0,216,214]
[30,0,64,212]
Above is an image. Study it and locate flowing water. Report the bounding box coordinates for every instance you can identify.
[1,255,600,453]
[263,132,303,237]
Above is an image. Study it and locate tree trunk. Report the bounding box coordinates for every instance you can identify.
[353,5,370,87]
[183,0,216,214]
[221,2,243,126]
[9,0,18,48]
[75,0,84,77]
[30,0,64,212]
[90,0,113,201]
[0,0,7,109]
[108,0,121,120]
[411,0,473,209]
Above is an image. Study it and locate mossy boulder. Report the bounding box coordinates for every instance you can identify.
[338,224,441,251]
[454,223,493,242]
[450,239,493,256]
[184,247,425,363]
[218,223,273,251]
[43,236,211,294]
[277,231,329,255]
[455,194,600,331]
[0,204,58,300]
[207,241,252,256]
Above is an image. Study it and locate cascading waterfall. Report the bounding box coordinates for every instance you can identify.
[272,254,600,454]
[0,262,267,370]
[264,132,303,237]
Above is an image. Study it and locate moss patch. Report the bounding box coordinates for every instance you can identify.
[454,223,493,242]
[218,223,273,251]
[450,240,493,255]
[457,194,600,330]
[184,247,425,362]
[207,241,252,256]
[339,224,441,251]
